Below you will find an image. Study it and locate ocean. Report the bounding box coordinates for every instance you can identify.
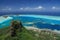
[0,14,60,30]
[0,12,60,16]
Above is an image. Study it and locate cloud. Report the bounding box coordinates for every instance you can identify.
[52,6,60,10]
[20,7,33,11]
[20,8,24,10]
[8,8,11,10]
[35,6,43,10]
[52,6,56,9]
[37,6,43,9]
[19,6,43,11]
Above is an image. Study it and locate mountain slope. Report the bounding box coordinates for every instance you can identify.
[0,27,36,40]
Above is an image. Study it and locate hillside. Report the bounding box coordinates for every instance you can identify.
[0,20,60,40]
[0,27,37,40]
[0,27,60,40]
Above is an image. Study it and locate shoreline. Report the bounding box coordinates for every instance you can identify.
[25,26,60,34]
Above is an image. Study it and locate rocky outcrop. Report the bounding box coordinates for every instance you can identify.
[10,20,23,37]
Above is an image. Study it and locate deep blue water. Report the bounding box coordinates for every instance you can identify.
[35,22,60,30]
[19,16,60,30]
[0,15,60,30]
[0,12,60,16]
[4,16,60,30]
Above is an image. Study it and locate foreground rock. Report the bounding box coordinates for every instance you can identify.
[10,20,23,37]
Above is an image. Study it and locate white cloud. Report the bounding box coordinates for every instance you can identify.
[52,6,56,9]
[20,8,24,10]
[35,6,43,10]
[38,6,43,9]
[19,6,43,11]
[20,7,33,11]
[52,6,60,10]
[8,8,11,10]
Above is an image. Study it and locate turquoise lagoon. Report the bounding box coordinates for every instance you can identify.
[0,15,60,30]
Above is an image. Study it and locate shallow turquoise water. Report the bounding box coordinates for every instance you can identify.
[0,15,60,30]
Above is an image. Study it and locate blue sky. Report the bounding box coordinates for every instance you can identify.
[0,0,60,12]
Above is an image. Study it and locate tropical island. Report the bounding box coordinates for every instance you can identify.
[0,20,60,40]
[0,0,60,40]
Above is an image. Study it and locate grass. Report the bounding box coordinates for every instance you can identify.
[0,27,36,40]
[0,27,60,40]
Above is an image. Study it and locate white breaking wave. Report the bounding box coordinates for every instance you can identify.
[19,15,60,20]
[0,16,13,24]
[25,26,60,34]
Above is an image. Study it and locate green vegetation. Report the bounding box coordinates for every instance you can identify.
[0,19,60,40]
[0,27,36,40]
[0,27,60,40]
